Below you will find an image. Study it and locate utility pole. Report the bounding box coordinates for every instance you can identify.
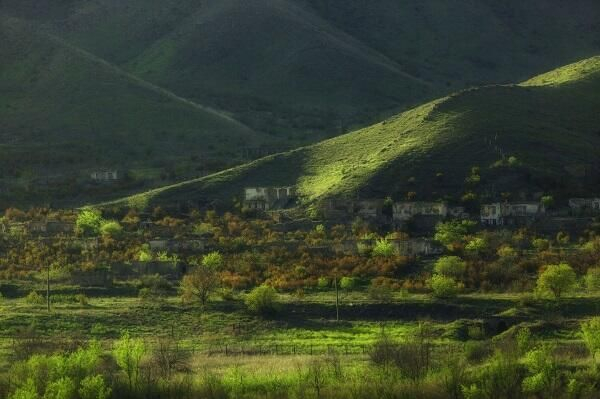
[334,275,339,322]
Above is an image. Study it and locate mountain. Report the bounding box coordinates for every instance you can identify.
[0,15,269,205]
[2,0,599,137]
[111,56,600,209]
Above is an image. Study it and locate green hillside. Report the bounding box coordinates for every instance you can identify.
[0,16,270,203]
[2,0,599,138]
[111,56,600,209]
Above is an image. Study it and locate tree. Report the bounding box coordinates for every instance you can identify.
[585,267,600,292]
[76,209,104,237]
[180,252,223,306]
[113,331,146,391]
[434,221,475,251]
[245,285,279,315]
[434,256,466,279]
[99,220,122,238]
[535,263,576,299]
[429,274,459,298]
[581,317,600,364]
[340,276,357,290]
[79,375,111,399]
[465,237,487,255]
[372,238,396,257]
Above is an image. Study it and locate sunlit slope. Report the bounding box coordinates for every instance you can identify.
[0,17,261,174]
[112,57,600,208]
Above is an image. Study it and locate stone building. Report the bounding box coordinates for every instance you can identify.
[90,170,120,182]
[480,202,544,226]
[568,198,600,214]
[243,187,296,211]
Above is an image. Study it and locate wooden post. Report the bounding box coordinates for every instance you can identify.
[334,275,339,322]
[46,258,51,312]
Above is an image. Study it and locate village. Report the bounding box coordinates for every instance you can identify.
[0,184,598,292]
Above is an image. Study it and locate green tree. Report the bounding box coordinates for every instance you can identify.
[585,267,600,292]
[434,221,475,251]
[113,332,146,391]
[75,209,104,237]
[99,220,122,238]
[465,237,487,255]
[434,256,466,279]
[581,317,600,364]
[180,252,223,306]
[43,377,76,399]
[521,345,561,397]
[372,238,396,257]
[429,274,459,298]
[535,263,577,299]
[245,285,279,315]
[78,375,111,399]
[340,276,357,290]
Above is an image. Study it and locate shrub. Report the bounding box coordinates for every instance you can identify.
[245,285,279,316]
[99,220,122,238]
[113,332,146,391]
[429,275,459,298]
[434,256,466,278]
[372,239,396,257]
[24,291,44,305]
[317,277,330,289]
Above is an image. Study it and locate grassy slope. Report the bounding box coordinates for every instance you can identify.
[110,57,600,208]
[0,16,264,176]
[4,0,598,139]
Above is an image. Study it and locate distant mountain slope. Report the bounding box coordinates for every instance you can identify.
[0,16,267,200]
[111,57,600,209]
[2,0,598,138]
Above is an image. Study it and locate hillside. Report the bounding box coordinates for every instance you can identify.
[2,0,599,137]
[111,56,600,209]
[0,16,270,204]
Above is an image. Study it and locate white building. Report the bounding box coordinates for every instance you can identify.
[243,187,296,211]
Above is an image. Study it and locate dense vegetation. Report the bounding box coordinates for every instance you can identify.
[1,205,600,398]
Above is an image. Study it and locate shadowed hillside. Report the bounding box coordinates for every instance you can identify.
[2,0,599,137]
[111,57,600,209]
[0,16,270,204]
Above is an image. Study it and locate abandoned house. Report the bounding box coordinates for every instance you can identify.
[480,202,545,226]
[568,198,600,214]
[90,170,120,182]
[243,187,297,211]
[392,202,468,222]
[26,220,75,236]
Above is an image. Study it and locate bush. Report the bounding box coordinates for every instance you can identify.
[99,220,122,238]
[245,285,279,316]
[581,317,600,362]
[433,256,466,278]
[339,277,358,291]
[372,239,396,257]
[76,209,104,237]
[24,291,44,305]
[429,275,459,298]
[317,277,330,289]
